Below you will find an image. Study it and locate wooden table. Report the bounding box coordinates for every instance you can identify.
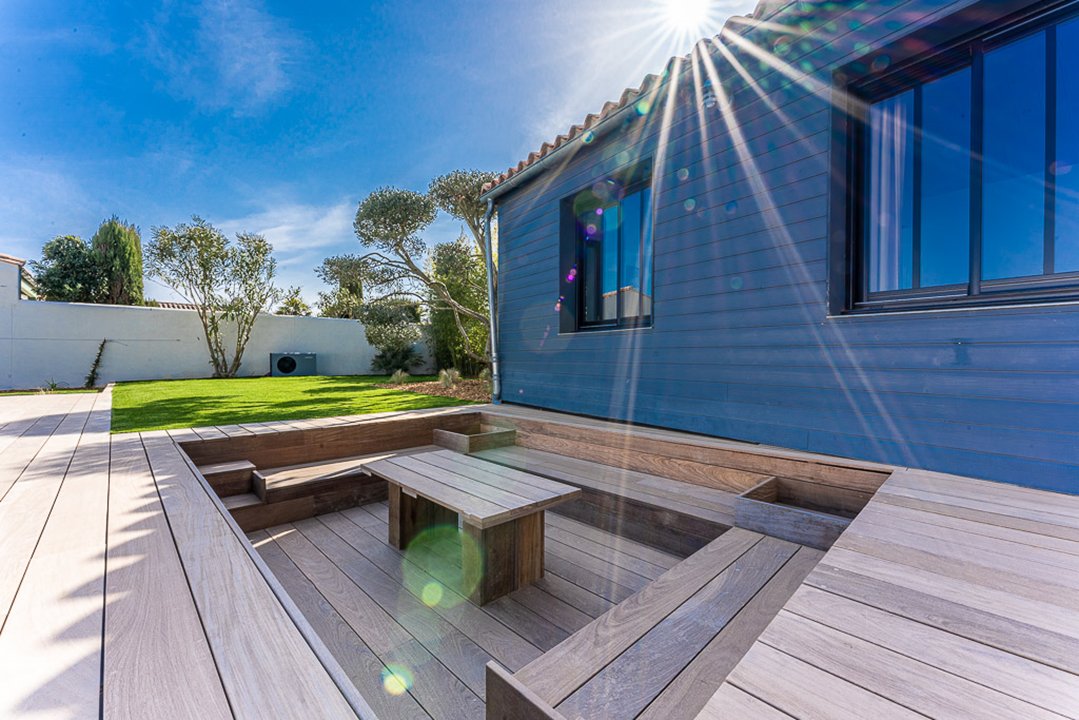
[362,449,581,604]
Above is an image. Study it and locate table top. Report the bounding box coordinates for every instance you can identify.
[362,449,581,528]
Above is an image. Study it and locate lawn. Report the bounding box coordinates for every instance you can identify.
[111,375,476,433]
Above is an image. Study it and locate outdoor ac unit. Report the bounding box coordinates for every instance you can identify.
[271,352,317,377]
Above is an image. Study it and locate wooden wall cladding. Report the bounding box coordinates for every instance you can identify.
[484,410,889,496]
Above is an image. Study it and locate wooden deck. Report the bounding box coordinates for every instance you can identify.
[706,467,1079,719]
[0,389,369,719]
[250,503,683,719]
[2,394,1078,719]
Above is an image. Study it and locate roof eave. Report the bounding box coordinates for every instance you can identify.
[479,99,643,203]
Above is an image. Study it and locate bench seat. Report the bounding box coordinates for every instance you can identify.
[486,528,822,720]
[475,445,747,556]
[220,445,438,531]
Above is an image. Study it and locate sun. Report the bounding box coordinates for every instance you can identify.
[662,0,712,35]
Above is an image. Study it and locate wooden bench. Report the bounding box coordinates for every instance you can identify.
[205,445,438,532]
[485,528,822,720]
[363,449,581,604]
[475,445,744,556]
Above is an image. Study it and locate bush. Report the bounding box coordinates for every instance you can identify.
[439,368,461,388]
[372,344,423,374]
[389,369,410,384]
[478,367,491,384]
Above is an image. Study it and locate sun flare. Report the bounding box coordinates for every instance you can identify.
[662,0,711,34]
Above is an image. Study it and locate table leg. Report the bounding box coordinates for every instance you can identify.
[515,510,545,588]
[463,511,545,605]
[388,483,457,550]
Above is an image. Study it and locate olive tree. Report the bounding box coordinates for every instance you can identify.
[146,216,281,377]
[352,169,497,365]
[315,254,367,319]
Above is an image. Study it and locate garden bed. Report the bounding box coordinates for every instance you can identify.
[375,378,491,403]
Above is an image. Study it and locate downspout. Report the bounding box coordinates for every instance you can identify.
[483,197,502,403]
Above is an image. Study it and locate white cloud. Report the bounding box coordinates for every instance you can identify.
[141,0,304,114]
[216,200,355,254]
[215,200,359,307]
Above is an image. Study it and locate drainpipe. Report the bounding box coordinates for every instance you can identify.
[483,197,502,403]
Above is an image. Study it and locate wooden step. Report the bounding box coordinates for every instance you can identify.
[198,460,256,497]
[222,493,263,511]
[254,445,440,504]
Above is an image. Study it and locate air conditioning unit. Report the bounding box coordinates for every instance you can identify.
[271,352,317,377]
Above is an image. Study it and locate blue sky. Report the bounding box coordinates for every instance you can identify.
[0,0,756,304]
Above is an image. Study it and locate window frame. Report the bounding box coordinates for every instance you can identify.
[561,160,654,332]
[835,0,1079,314]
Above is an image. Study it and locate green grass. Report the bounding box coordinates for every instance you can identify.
[111,375,474,433]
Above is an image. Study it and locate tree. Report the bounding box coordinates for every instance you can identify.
[427,169,497,270]
[277,286,311,316]
[29,235,106,303]
[145,216,281,378]
[429,236,488,373]
[92,216,143,305]
[357,298,424,373]
[352,170,498,363]
[315,254,367,319]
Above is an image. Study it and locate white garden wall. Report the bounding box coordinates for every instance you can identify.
[0,259,413,390]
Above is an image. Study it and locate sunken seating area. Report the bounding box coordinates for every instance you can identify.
[168,404,905,719]
[486,529,823,720]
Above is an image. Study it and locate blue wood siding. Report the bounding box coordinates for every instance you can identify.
[493,0,1079,493]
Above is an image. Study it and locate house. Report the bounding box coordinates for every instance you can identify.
[481,0,1079,493]
[0,254,38,300]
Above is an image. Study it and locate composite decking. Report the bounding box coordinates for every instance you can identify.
[250,503,682,719]
[706,467,1079,719]
[0,389,368,719]
[1,394,1078,719]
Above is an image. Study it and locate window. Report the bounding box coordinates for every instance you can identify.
[850,5,1079,310]
[559,163,653,330]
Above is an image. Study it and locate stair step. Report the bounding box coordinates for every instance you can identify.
[198,460,257,497]
[222,493,263,511]
[254,445,438,504]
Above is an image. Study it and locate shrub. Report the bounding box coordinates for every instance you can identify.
[372,344,423,374]
[389,369,410,384]
[439,368,461,388]
[478,367,491,384]
[39,378,64,393]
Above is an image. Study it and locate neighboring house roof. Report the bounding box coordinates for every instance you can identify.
[481,0,794,198]
[152,300,200,311]
[0,254,37,300]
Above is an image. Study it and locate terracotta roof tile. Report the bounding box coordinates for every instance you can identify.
[482,0,793,196]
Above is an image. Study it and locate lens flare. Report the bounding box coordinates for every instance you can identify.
[421,582,444,607]
[381,665,414,696]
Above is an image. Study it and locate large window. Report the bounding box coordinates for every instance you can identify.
[852,5,1079,309]
[561,165,653,330]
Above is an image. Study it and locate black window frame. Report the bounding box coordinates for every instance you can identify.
[559,159,654,332]
[833,0,1079,314]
